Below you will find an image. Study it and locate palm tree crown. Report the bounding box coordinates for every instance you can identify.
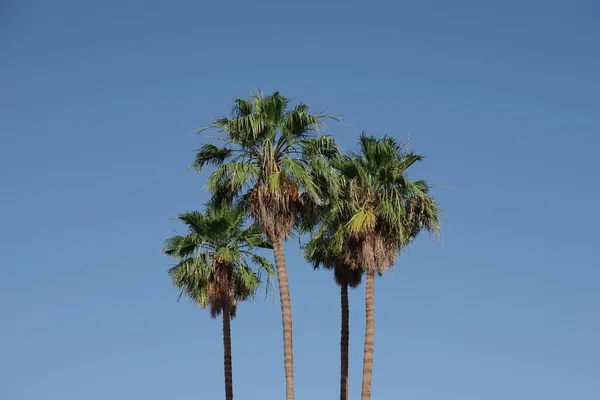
[327,133,441,274]
[163,203,273,317]
[304,230,362,288]
[191,90,339,239]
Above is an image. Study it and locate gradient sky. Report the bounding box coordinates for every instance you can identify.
[1,1,599,399]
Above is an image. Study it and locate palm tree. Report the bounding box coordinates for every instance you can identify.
[190,91,339,400]
[163,204,274,400]
[325,134,441,400]
[304,231,362,400]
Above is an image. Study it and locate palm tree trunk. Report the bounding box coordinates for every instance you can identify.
[222,301,233,400]
[272,238,295,400]
[273,238,294,400]
[340,281,350,400]
[361,271,375,400]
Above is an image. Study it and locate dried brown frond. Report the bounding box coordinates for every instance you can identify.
[249,181,303,240]
[206,261,238,318]
[342,230,399,276]
[333,263,363,288]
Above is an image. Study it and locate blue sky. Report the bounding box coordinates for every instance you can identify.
[1,0,599,399]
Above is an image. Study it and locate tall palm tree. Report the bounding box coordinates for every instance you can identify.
[304,231,362,400]
[163,204,274,400]
[325,134,441,400]
[190,91,339,400]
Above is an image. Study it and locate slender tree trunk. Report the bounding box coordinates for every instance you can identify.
[222,301,233,400]
[272,238,294,400]
[361,271,375,400]
[340,281,350,400]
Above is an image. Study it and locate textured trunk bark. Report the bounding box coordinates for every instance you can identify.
[361,271,375,400]
[272,238,294,400]
[340,282,350,400]
[222,301,233,400]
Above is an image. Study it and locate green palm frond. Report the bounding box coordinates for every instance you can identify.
[228,114,268,140]
[347,207,377,233]
[233,265,262,302]
[266,170,286,190]
[164,234,205,258]
[258,91,288,128]
[191,144,232,172]
[232,98,254,118]
[280,158,316,195]
[168,255,212,308]
[239,225,273,249]
[206,161,259,201]
[282,104,330,139]
[206,162,235,192]
[250,254,275,276]
[177,211,210,236]
[300,135,340,159]
[249,254,275,298]
[303,231,336,270]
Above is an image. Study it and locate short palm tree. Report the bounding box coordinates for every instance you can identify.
[325,134,441,400]
[163,204,274,400]
[304,230,362,400]
[191,91,339,400]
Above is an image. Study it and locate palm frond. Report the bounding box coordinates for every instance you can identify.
[163,234,205,258]
[191,144,232,172]
[300,135,340,160]
[232,98,254,118]
[249,255,275,298]
[240,226,272,249]
[280,158,317,196]
[168,255,212,308]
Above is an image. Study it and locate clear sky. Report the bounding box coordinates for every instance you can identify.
[1,0,599,399]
